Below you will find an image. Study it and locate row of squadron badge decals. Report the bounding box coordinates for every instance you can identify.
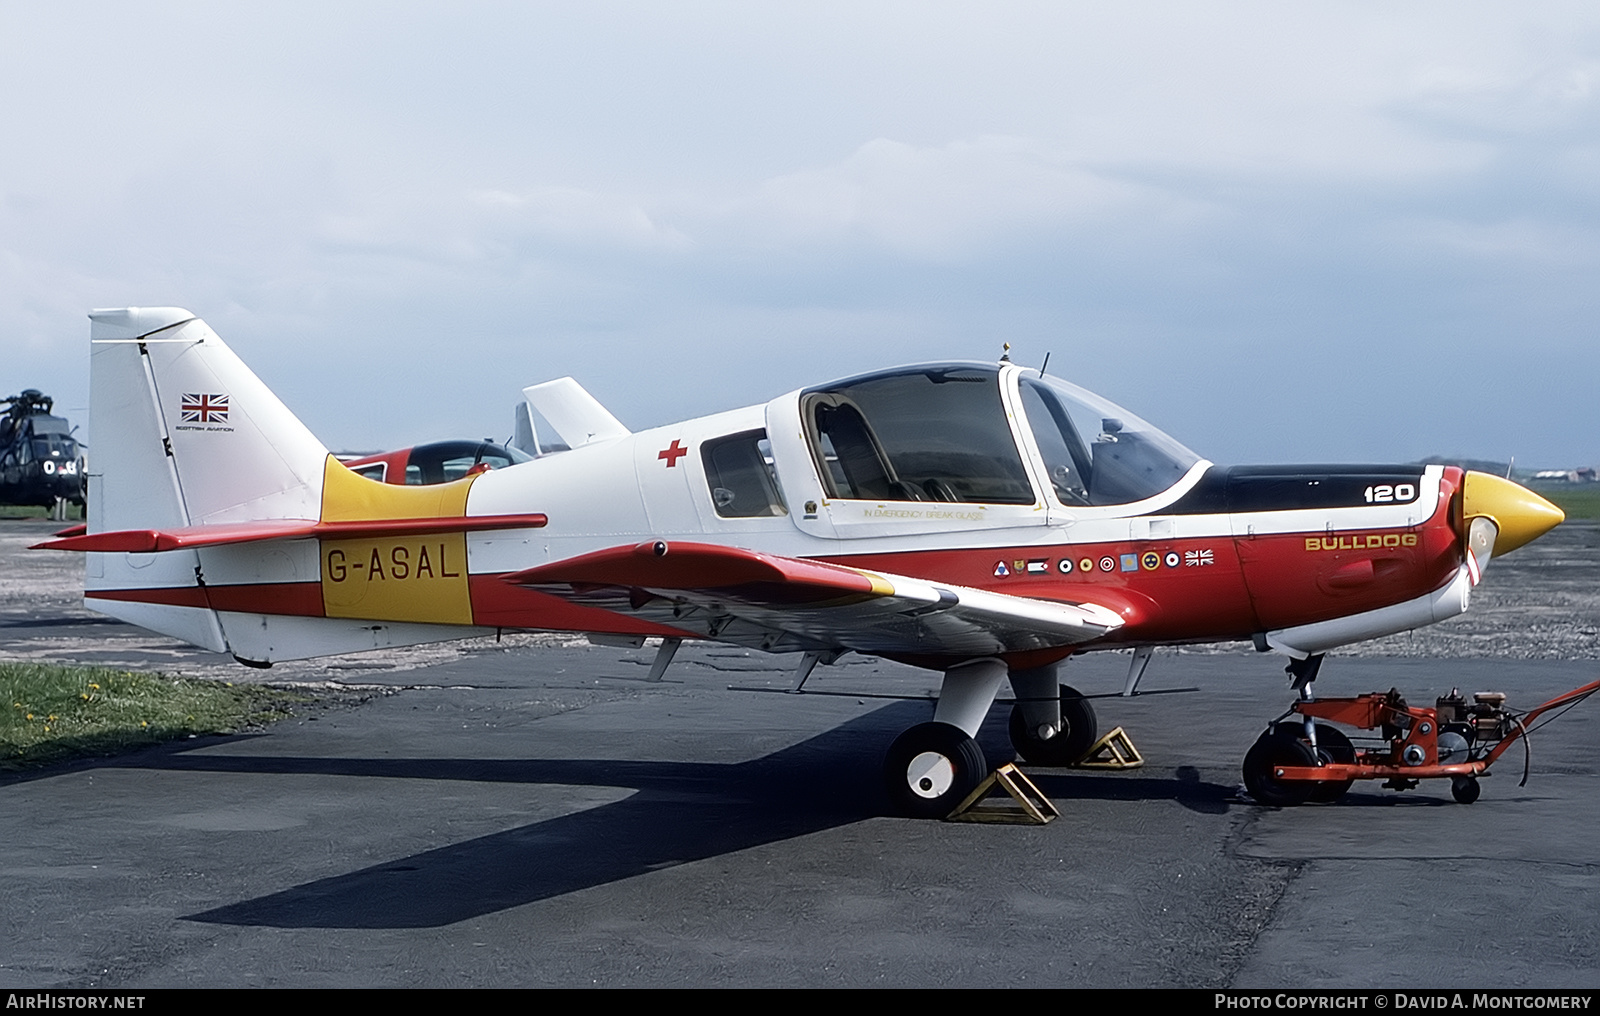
[993,548,1216,579]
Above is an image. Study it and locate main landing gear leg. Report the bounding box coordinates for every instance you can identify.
[883,659,1007,819]
[1007,663,1099,766]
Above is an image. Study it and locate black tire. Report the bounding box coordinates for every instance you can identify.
[1451,776,1481,805]
[1243,731,1318,807]
[883,721,988,819]
[1009,684,1098,765]
[1269,721,1355,803]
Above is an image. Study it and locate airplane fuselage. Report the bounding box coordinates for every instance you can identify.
[80,360,1474,669]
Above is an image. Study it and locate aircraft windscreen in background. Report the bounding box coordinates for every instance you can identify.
[341,440,532,486]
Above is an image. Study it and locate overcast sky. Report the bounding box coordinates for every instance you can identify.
[3,2,1597,468]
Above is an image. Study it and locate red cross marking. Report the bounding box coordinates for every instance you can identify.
[658,439,688,467]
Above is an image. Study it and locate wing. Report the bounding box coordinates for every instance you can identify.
[503,541,1124,657]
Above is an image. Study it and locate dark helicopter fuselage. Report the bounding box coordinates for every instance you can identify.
[1,390,86,508]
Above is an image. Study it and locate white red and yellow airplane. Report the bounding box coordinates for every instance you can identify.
[37,307,1565,817]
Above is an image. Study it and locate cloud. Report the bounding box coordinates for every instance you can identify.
[3,3,1600,464]
[718,136,1203,260]
[1401,58,1600,138]
[466,187,690,253]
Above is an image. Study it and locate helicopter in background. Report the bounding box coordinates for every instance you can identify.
[1,390,86,517]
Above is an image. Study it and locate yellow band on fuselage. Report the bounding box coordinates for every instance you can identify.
[318,455,478,624]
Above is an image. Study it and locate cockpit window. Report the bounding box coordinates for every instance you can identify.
[1019,373,1199,506]
[702,430,787,518]
[803,366,1035,505]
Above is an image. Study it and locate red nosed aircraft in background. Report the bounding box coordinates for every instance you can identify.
[39,308,1564,817]
[340,440,530,486]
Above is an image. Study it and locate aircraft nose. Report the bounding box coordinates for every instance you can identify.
[1461,471,1565,557]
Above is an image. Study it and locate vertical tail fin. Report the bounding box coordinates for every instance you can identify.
[85,308,330,653]
[89,308,330,531]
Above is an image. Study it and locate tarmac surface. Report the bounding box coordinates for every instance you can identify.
[2,517,1598,988]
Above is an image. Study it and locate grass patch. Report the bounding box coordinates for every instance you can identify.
[0,503,85,520]
[1,662,310,772]
[1531,485,1600,522]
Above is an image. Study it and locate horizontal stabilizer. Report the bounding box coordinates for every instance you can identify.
[35,513,548,553]
[507,541,1122,657]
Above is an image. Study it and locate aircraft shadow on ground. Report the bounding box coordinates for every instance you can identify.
[172,703,914,929]
[1027,765,1235,815]
[92,702,1234,930]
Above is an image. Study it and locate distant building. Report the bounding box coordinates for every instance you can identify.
[1532,468,1598,484]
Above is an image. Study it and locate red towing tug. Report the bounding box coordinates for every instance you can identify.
[1246,675,1600,806]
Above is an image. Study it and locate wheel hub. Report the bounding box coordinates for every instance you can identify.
[906,751,955,798]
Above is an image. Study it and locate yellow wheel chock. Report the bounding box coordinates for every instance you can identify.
[946,763,1060,824]
[945,728,1144,824]
[1073,726,1143,769]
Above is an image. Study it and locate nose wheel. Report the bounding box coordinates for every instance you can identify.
[1242,730,1319,807]
[884,721,987,819]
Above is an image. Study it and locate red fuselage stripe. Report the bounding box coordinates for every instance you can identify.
[89,587,211,609]
[89,583,326,615]
[89,578,692,637]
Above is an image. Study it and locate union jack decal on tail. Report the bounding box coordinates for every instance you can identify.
[181,393,229,424]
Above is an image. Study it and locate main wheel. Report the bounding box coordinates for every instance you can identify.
[1451,776,1481,804]
[883,722,988,819]
[1243,731,1318,807]
[1009,684,1098,765]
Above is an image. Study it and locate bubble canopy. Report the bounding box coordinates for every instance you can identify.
[799,363,1199,509]
[1016,369,1200,506]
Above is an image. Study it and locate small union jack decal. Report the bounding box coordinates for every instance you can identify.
[1185,548,1214,567]
[181,393,229,424]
